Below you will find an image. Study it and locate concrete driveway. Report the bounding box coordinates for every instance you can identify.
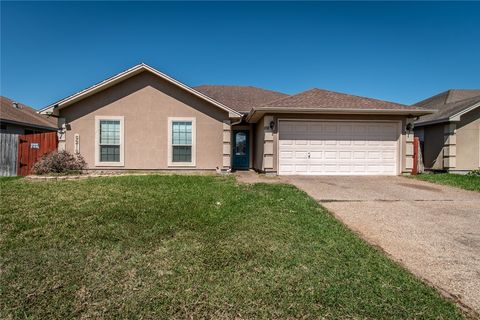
[280,175,480,315]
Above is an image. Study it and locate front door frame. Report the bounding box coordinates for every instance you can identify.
[232,130,250,170]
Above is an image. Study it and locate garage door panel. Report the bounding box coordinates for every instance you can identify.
[339,151,352,159]
[310,151,323,159]
[279,139,293,146]
[294,151,309,160]
[293,164,308,174]
[280,150,294,159]
[279,120,399,175]
[325,140,337,145]
[295,140,308,145]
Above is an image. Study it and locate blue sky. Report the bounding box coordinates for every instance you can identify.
[1,1,479,109]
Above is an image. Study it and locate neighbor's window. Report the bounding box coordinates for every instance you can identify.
[172,121,192,162]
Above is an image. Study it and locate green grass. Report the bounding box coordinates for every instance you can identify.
[412,173,480,192]
[0,175,463,319]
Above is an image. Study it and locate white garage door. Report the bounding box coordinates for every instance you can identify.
[278,120,400,175]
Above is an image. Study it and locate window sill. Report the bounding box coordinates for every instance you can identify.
[95,162,125,167]
[168,163,196,167]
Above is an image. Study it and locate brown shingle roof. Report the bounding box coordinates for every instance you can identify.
[194,85,288,113]
[414,89,480,109]
[259,88,421,110]
[1,96,57,129]
[415,90,480,125]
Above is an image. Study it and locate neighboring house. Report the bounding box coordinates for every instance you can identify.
[414,90,480,173]
[1,96,58,134]
[39,63,432,176]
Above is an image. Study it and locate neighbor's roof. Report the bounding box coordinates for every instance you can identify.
[414,89,480,109]
[39,63,242,118]
[0,96,57,130]
[194,85,288,113]
[246,88,433,122]
[415,89,480,126]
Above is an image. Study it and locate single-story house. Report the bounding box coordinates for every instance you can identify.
[414,89,480,173]
[39,63,432,176]
[1,96,57,134]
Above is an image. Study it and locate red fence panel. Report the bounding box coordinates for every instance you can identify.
[17,132,58,176]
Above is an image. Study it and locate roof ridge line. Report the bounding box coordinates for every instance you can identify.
[262,87,408,108]
[311,88,408,106]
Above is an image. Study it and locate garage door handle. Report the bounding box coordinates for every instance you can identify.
[307,152,310,159]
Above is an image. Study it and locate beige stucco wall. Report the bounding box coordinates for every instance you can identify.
[417,108,479,171]
[59,71,229,170]
[254,114,410,174]
[253,119,265,171]
[455,108,480,170]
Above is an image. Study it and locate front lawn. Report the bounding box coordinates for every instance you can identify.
[0,175,463,319]
[412,173,480,192]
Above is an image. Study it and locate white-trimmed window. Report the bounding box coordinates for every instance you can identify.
[95,116,124,166]
[168,117,196,166]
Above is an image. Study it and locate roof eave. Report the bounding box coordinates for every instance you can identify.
[0,118,58,130]
[449,101,480,121]
[246,107,434,123]
[414,118,451,127]
[415,100,480,127]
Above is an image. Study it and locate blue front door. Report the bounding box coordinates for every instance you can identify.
[233,130,249,170]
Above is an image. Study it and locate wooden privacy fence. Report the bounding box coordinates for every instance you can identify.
[17,132,58,176]
[0,133,19,176]
[0,132,58,176]
[412,137,424,175]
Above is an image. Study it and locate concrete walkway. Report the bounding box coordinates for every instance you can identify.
[236,172,480,315]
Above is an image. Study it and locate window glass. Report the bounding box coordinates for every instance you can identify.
[172,146,192,162]
[172,121,192,162]
[235,132,247,155]
[100,120,120,162]
[100,120,120,145]
[172,121,192,145]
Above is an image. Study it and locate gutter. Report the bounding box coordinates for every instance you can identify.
[0,119,58,131]
[246,107,436,122]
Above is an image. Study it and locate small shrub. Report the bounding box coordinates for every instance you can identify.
[32,150,87,175]
[467,169,480,176]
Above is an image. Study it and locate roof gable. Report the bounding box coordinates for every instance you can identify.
[39,64,242,118]
[0,96,57,129]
